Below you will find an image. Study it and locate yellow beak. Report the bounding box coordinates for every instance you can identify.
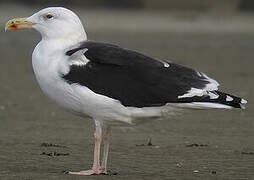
[5,18,33,31]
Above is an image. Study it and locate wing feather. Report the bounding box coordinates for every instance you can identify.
[63,41,219,107]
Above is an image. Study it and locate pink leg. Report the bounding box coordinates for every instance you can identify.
[68,122,105,175]
[101,127,112,174]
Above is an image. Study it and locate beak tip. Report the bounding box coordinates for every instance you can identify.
[4,17,32,32]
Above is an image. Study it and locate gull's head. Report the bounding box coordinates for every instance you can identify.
[5,7,87,41]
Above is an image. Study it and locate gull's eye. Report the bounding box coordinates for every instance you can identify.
[45,14,54,19]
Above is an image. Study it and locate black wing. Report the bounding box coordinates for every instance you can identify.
[62,41,217,108]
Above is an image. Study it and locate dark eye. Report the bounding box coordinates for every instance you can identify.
[45,14,54,19]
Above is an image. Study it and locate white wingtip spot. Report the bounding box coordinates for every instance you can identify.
[226,95,234,102]
[163,62,170,68]
[241,99,247,104]
[158,59,170,68]
[162,61,170,68]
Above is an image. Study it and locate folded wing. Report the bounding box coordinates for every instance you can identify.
[62,41,222,108]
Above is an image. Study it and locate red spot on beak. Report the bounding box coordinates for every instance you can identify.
[10,24,18,31]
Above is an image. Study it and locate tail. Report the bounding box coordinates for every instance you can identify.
[192,91,247,109]
[175,90,247,109]
[209,91,247,109]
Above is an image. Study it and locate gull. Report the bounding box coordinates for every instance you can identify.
[5,7,247,175]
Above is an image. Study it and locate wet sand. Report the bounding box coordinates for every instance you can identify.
[0,5,254,180]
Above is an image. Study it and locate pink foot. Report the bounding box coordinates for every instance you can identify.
[67,169,106,176]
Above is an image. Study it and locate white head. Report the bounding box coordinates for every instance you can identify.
[5,7,87,42]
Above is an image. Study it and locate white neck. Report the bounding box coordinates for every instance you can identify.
[41,30,87,51]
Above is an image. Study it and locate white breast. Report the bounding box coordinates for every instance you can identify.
[31,41,135,123]
[32,41,85,115]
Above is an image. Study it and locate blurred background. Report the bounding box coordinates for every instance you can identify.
[1,0,254,11]
[0,1,253,180]
[1,0,254,34]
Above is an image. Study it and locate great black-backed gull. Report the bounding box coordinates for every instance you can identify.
[5,7,247,175]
